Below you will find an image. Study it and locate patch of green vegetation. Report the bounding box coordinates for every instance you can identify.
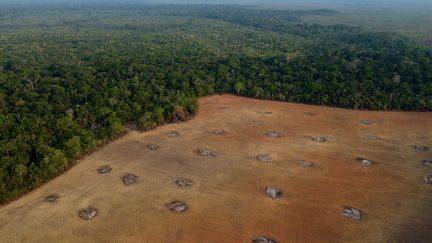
[301,10,432,46]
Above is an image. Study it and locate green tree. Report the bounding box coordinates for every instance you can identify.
[234,81,245,95]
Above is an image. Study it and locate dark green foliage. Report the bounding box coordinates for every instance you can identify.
[0,4,431,204]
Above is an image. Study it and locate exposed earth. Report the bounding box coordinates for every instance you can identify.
[0,94,431,242]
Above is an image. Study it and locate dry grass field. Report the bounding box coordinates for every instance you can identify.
[0,94,431,243]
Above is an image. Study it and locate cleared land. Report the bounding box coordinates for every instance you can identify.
[0,94,431,242]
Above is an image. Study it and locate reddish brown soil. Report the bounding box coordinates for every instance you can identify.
[0,94,431,242]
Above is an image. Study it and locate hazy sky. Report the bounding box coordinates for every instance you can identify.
[1,0,430,3]
[1,0,431,10]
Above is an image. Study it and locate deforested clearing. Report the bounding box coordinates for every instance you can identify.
[0,94,431,243]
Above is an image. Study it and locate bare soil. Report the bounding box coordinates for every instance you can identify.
[0,94,431,243]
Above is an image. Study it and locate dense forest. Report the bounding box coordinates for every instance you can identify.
[0,3,431,204]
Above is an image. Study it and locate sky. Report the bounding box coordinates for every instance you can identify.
[1,0,431,10]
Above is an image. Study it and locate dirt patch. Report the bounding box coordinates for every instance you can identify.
[97,165,112,174]
[356,157,374,166]
[122,174,139,185]
[413,145,430,151]
[165,200,188,212]
[252,236,277,243]
[147,144,160,151]
[342,207,363,220]
[78,207,98,220]
[303,112,315,116]
[196,148,217,157]
[265,131,281,138]
[167,131,179,137]
[265,186,282,199]
[296,160,313,167]
[256,154,273,163]
[43,194,61,203]
[422,159,432,167]
[423,174,432,184]
[174,178,193,187]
